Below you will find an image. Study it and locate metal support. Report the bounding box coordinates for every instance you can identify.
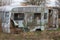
[41,7,45,30]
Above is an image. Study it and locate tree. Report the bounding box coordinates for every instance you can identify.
[25,0,44,5]
[0,0,12,6]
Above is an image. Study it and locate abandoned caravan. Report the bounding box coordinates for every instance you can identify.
[0,5,59,33]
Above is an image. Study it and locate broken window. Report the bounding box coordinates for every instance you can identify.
[14,13,24,20]
[34,13,41,25]
[44,13,47,19]
[34,13,41,19]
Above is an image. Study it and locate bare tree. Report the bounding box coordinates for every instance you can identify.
[25,0,44,5]
[0,0,12,6]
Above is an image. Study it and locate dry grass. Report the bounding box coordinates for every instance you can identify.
[0,20,60,40]
[0,31,60,40]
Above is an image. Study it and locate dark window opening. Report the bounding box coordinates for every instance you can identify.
[49,9,53,13]
[49,9,51,13]
[49,9,53,18]
[14,13,24,20]
[34,13,41,19]
[58,15,60,18]
[44,13,47,19]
